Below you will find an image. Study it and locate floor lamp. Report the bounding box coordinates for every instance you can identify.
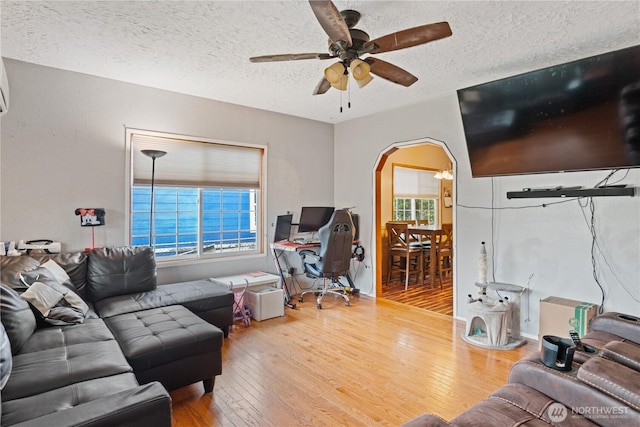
[141,149,167,250]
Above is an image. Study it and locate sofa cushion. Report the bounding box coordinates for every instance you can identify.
[577,356,640,412]
[0,256,41,291]
[19,318,115,354]
[449,383,582,426]
[94,279,233,318]
[19,260,77,291]
[1,379,171,427]
[30,252,88,298]
[600,341,640,372]
[589,312,640,345]
[87,246,157,302]
[0,284,37,354]
[0,372,140,426]
[2,339,132,401]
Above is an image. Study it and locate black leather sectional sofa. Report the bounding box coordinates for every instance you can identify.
[0,246,234,426]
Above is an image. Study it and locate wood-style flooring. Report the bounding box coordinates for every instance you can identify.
[380,276,453,316]
[170,293,536,426]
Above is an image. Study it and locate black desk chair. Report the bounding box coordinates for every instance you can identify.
[298,209,355,309]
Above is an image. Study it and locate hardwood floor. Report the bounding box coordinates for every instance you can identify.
[380,276,453,316]
[170,294,536,426]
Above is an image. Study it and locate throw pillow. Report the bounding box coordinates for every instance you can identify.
[31,252,88,298]
[19,261,78,293]
[21,280,89,326]
[0,256,41,291]
[86,246,157,302]
[0,283,37,354]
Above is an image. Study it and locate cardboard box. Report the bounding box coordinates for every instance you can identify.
[539,296,598,343]
[245,286,285,321]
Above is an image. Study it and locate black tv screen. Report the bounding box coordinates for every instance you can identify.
[457,44,640,177]
[298,207,334,232]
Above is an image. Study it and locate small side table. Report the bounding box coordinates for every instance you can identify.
[210,272,282,327]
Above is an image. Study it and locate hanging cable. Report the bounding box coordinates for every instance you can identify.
[587,197,606,313]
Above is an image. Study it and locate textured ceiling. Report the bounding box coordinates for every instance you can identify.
[1,1,639,124]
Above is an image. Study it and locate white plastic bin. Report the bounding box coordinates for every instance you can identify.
[245,286,285,321]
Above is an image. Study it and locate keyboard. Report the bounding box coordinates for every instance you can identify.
[293,239,320,245]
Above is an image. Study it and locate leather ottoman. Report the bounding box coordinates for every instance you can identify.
[104,305,223,392]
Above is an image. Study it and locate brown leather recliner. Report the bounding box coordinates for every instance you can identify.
[404,312,640,426]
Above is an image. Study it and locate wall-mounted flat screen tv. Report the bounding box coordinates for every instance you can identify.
[457,44,640,177]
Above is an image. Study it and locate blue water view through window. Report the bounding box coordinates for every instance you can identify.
[132,186,258,258]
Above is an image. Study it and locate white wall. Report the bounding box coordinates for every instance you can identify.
[335,94,640,337]
[2,59,639,338]
[0,59,335,284]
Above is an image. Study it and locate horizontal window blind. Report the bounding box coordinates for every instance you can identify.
[393,165,439,198]
[131,132,263,188]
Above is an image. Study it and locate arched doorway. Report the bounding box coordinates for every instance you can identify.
[374,138,456,316]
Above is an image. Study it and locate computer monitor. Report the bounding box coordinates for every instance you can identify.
[297,207,334,233]
[274,214,293,242]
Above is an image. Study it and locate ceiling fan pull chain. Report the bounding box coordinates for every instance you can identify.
[339,89,343,113]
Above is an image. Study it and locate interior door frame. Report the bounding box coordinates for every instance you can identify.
[373,137,457,316]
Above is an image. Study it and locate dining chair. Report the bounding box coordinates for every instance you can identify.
[386,222,423,290]
[420,228,439,288]
[436,223,453,288]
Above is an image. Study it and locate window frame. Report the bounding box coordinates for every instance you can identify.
[391,164,441,225]
[126,128,267,264]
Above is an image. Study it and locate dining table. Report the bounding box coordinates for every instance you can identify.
[407,224,442,288]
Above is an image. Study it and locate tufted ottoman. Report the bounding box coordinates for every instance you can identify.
[104,305,223,392]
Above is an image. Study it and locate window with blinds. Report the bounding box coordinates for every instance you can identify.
[392,165,439,224]
[128,129,265,259]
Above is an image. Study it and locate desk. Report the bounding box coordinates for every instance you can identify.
[270,240,359,306]
[270,240,310,308]
[407,225,441,288]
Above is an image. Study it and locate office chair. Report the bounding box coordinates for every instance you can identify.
[298,209,355,309]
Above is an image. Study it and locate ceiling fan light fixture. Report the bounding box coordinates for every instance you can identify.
[330,73,349,91]
[356,73,373,88]
[350,59,370,80]
[324,62,346,84]
[350,58,373,88]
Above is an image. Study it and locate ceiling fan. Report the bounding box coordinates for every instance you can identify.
[249,0,452,95]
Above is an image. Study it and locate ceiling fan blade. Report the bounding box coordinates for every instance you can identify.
[308,0,352,46]
[364,22,452,54]
[250,53,333,63]
[313,77,332,95]
[366,58,418,87]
